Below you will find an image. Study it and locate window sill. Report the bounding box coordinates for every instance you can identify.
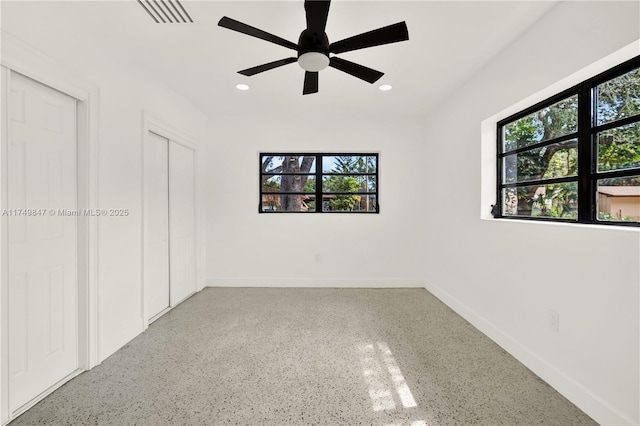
[481,215,640,233]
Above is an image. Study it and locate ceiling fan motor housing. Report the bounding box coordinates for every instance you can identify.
[298,29,329,55]
[297,29,330,71]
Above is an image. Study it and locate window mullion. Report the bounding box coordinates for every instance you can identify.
[499,132,578,158]
[316,155,323,213]
[500,175,578,188]
[593,114,640,133]
[495,124,503,217]
[577,83,595,223]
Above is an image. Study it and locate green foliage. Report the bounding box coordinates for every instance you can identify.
[332,156,377,191]
[323,176,360,211]
[543,147,578,179]
[303,178,315,193]
[599,176,640,186]
[504,117,538,152]
[326,156,377,211]
[596,68,640,172]
[597,68,640,124]
[504,96,578,151]
[332,156,376,174]
[598,211,634,222]
[530,184,578,219]
[597,123,640,172]
[263,178,280,190]
[504,67,640,218]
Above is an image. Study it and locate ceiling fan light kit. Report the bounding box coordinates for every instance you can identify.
[218,0,409,95]
[298,52,330,72]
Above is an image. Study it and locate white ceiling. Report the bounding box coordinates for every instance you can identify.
[1,0,558,117]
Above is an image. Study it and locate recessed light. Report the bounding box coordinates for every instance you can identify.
[379,84,392,91]
[236,84,250,91]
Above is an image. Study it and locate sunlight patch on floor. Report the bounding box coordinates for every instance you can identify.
[359,343,397,411]
[377,341,417,409]
[384,421,428,426]
[358,341,422,424]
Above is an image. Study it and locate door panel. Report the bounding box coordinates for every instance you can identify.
[169,142,196,304]
[7,72,78,411]
[7,138,26,243]
[46,150,64,238]
[145,132,170,320]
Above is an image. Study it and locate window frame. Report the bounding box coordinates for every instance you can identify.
[495,55,640,227]
[259,153,380,214]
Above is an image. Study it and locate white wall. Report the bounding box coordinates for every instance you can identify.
[206,113,426,288]
[91,63,208,361]
[422,2,640,425]
[0,32,209,364]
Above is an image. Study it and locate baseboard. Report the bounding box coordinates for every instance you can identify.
[98,324,142,365]
[5,368,83,425]
[207,277,426,288]
[424,280,636,426]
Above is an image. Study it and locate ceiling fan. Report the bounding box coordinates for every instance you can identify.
[218,0,409,95]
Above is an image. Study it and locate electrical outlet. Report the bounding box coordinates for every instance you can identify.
[549,310,559,332]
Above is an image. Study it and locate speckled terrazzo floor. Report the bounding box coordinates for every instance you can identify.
[10,288,596,426]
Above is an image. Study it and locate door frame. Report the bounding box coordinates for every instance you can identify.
[0,32,99,424]
[141,112,199,329]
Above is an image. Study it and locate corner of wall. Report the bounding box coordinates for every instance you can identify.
[423,280,637,426]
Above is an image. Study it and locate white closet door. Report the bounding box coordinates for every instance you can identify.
[7,72,78,411]
[145,132,170,321]
[168,142,196,304]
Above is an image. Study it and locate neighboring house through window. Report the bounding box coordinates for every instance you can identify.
[496,56,640,226]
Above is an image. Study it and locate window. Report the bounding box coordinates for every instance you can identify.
[496,56,640,225]
[260,154,378,213]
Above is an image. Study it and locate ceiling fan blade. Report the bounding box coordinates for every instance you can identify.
[329,57,384,84]
[305,0,331,33]
[303,72,319,95]
[238,58,298,76]
[218,16,299,51]
[329,21,408,54]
